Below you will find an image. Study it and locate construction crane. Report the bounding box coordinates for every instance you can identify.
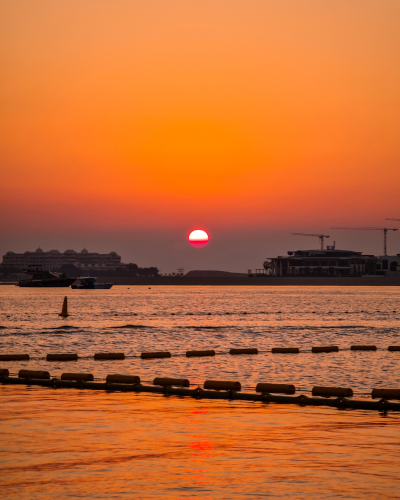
[292,233,330,250]
[331,227,398,256]
[386,218,400,222]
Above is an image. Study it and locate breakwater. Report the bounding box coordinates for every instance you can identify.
[97,276,400,286]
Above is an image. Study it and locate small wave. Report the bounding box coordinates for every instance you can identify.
[283,325,366,330]
[8,329,81,336]
[111,324,151,329]
[0,326,7,329]
[180,326,225,330]
[45,326,80,330]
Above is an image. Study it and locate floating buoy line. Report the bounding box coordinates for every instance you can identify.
[1,345,399,412]
[0,369,399,412]
[1,344,399,363]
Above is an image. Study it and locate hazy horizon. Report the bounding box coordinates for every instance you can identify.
[2,227,399,275]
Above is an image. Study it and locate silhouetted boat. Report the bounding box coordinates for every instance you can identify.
[17,266,76,287]
[71,277,114,289]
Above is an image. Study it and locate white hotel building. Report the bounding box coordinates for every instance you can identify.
[2,248,122,271]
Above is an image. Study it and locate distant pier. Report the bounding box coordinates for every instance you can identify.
[95,276,400,286]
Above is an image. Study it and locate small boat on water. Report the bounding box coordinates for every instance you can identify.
[17,266,76,288]
[71,277,114,289]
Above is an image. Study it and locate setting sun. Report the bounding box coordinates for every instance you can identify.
[188,229,209,248]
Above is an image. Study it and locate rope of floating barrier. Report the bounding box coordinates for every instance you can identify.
[0,370,394,400]
[0,375,362,395]
[1,345,398,362]
[1,373,399,412]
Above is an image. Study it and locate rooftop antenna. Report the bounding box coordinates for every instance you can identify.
[292,233,330,250]
[331,227,398,256]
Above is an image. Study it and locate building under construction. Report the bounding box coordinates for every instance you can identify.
[267,246,377,277]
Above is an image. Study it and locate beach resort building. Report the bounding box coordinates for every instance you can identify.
[376,255,400,276]
[2,248,122,271]
[267,248,377,277]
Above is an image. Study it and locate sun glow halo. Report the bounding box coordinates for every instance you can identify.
[188,229,209,248]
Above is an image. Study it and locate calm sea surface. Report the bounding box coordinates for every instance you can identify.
[1,286,400,499]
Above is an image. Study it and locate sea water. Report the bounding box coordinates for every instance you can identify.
[1,286,399,499]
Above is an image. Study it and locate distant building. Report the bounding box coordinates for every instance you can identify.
[185,270,248,278]
[376,255,400,276]
[267,247,377,277]
[2,247,122,271]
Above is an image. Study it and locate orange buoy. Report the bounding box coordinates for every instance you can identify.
[186,350,215,357]
[311,346,339,353]
[0,354,30,361]
[94,353,125,360]
[18,369,50,380]
[46,353,78,361]
[350,345,377,351]
[312,386,353,397]
[0,368,9,377]
[106,374,140,384]
[371,388,400,400]
[256,383,296,394]
[59,296,69,317]
[388,346,400,351]
[61,372,94,381]
[204,380,241,391]
[141,351,171,359]
[271,348,299,354]
[153,377,190,387]
[229,348,258,355]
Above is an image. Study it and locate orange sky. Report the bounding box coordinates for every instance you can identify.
[1,1,400,270]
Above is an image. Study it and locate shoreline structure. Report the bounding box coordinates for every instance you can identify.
[1,276,400,286]
[95,276,400,286]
